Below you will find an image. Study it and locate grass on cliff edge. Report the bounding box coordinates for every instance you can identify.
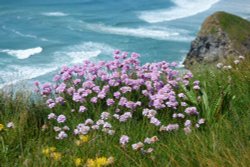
[0,59,250,167]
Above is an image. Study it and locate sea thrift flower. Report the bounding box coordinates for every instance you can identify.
[113,91,121,99]
[101,112,110,120]
[56,83,66,93]
[73,93,83,102]
[103,122,112,129]
[55,96,64,104]
[120,135,129,146]
[198,118,205,124]
[178,93,186,98]
[91,125,100,130]
[181,102,187,107]
[57,115,66,123]
[34,81,40,87]
[37,51,205,140]
[142,108,157,118]
[90,97,98,103]
[160,124,179,132]
[166,124,179,131]
[106,98,115,106]
[184,127,192,134]
[172,113,177,118]
[56,131,68,140]
[79,106,87,113]
[53,126,62,132]
[177,113,185,118]
[73,79,81,85]
[113,114,120,120]
[120,86,132,93]
[76,124,90,135]
[184,120,192,127]
[150,117,161,126]
[85,119,94,125]
[119,112,132,122]
[184,107,199,115]
[193,85,200,90]
[46,99,56,108]
[48,113,57,120]
[96,119,105,125]
[107,130,115,135]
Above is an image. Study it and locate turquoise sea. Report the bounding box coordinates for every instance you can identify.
[0,0,250,88]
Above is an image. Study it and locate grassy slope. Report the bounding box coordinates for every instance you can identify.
[0,58,250,167]
[200,11,250,51]
[217,12,250,43]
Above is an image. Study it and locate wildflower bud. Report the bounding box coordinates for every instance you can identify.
[7,122,15,129]
[132,142,144,151]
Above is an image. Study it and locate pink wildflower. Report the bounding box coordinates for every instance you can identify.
[57,115,66,123]
[120,135,129,146]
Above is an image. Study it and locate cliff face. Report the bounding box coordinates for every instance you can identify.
[184,12,250,68]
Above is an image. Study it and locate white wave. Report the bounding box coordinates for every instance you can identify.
[0,47,43,59]
[138,0,221,23]
[0,42,115,89]
[54,42,115,64]
[42,12,68,17]
[0,66,57,89]
[81,22,194,41]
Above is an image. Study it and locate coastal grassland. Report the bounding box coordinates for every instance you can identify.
[0,59,250,167]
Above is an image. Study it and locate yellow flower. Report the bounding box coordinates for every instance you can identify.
[86,156,114,167]
[49,147,56,152]
[51,152,62,161]
[42,147,56,156]
[75,140,81,146]
[76,135,89,146]
[96,157,108,166]
[86,159,96,167]
[75,158,82,166]
[79,135,89,143]
[42,148,50,156]
[0,124,4,131]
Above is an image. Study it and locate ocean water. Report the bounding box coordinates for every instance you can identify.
[0,0,250,88]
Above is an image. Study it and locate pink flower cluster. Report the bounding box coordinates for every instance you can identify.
[35,50,205,150]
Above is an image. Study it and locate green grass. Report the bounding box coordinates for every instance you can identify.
[0,59,250,167]
[202,11,250,51]
[217,12,250,43]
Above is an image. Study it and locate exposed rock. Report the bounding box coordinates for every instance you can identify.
[184,11,250,68]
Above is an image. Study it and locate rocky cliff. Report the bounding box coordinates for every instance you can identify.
[184,11,250,68]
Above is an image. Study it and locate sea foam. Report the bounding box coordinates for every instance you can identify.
[138,0,221,23]
[0,42,115,89]
[42,12,68,17]
[54,42,114,64]
[0,66,57,89]
[80,22,194,42]
[0,47,43,59]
